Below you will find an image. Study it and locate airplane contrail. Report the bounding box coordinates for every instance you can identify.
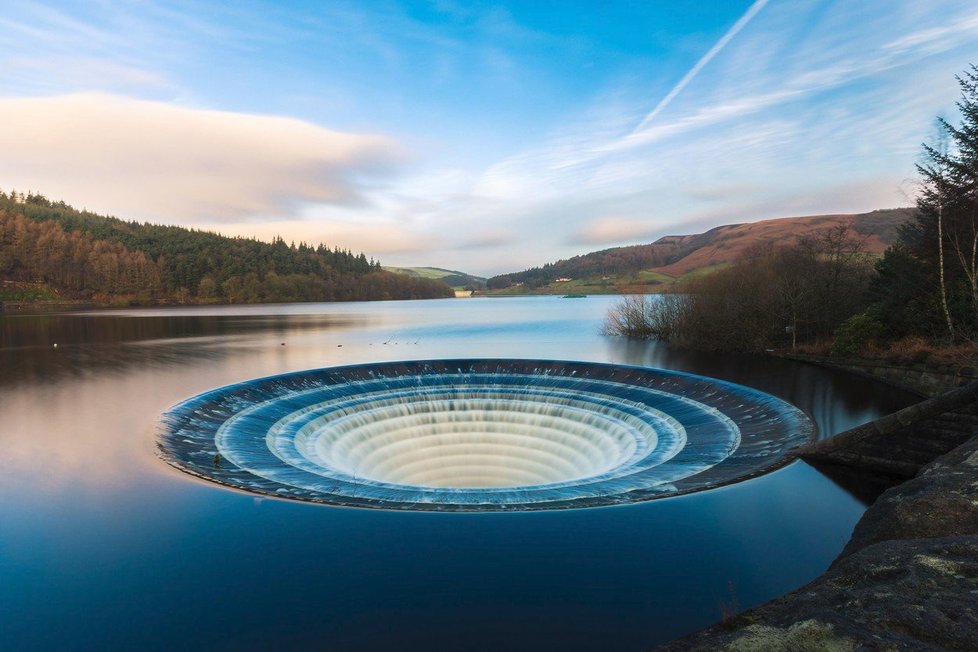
[632,0,770,134]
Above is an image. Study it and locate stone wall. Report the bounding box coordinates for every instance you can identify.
[800,379,978,478]
[657,378,978,650]
[657,433,978,651]
[782,353,976,397]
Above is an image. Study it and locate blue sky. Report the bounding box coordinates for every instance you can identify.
[1,0,977,275]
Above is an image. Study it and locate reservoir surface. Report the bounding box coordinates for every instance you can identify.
[0,296,916,651]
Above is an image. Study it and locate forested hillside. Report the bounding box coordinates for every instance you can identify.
[487,241,675,290]
[0,191,453,304]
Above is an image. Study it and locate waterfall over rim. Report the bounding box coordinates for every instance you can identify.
[158,359,814,511]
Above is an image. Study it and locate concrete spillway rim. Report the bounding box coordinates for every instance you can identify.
[156,358,816,512]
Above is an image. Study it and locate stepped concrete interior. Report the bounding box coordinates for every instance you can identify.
[159,359,813,511]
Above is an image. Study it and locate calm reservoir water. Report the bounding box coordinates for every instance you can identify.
[0,296,916,651]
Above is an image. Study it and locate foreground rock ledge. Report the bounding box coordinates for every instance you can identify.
[657,427,978,651]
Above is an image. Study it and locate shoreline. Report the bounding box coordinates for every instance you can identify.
[657,374,978,650]
[0,294,464,315]
[778,351,976,398]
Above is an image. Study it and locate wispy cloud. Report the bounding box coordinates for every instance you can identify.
[5,55,176,94]
[391,0,978,273]
[569,216,663,246]
[631,0,770,134]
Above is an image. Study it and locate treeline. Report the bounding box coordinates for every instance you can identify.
[212,268,458,303]
[0,193,453,304]
[606,65,978,357]
[604,226,872,351]
[0,211,162,297]
[869,66,978,344]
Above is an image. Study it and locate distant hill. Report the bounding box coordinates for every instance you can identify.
[0,191,454,306]
[486,208,915,293]
[384,266,486,290]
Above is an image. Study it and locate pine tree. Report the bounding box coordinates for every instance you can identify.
[892,65,978,340]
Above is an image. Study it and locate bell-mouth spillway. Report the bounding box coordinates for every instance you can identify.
[157,359,815,511]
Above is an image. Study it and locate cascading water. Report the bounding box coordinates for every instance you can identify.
[158,359,814,511]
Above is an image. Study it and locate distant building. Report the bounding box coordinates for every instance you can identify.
[555,278,572,282]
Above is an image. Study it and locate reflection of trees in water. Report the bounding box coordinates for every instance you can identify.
[2,311,920,436]
[0,313,368,385]
[607,338,917,439]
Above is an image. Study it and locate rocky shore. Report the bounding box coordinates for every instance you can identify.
[658,381,978,651]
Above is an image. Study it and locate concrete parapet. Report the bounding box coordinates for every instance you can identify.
[800,379,978,478]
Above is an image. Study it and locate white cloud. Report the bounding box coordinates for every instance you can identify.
[215,218,432,256]
[884,11,978,54]
[0,93,404,223]
[682,183,761,202]
[569,216,660,246]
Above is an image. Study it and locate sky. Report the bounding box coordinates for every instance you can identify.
[1,1,978,276]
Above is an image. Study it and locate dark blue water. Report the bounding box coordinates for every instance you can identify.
[0,297,916,651]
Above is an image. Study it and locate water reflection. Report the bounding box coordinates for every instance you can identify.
[0,297,920,652]
[0,297,915,505]
[0,311,372,385]
[607,338,916,440]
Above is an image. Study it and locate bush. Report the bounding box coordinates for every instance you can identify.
[831,311,884,357]
[602,294,688,339]
[603,226,873,351]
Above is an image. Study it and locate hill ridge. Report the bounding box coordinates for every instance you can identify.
[487,208,915,292]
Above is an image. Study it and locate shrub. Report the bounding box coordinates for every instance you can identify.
[602,294,689,340]
[831,311,884,357]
